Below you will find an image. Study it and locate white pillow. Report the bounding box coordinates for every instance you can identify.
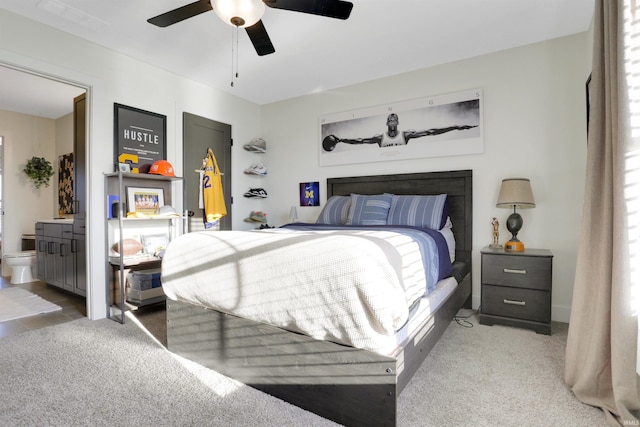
[438,217,456,262]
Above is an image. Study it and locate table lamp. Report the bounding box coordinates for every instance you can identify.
[496,178,536,252]
[289,206,298,223]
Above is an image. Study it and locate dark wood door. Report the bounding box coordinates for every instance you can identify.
[183,113,232,231]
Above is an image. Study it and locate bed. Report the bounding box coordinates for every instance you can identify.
[162,170,472,426]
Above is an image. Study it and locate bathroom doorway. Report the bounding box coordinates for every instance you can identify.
[0,64,85,262]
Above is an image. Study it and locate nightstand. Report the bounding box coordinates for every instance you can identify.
[479,247,553,335]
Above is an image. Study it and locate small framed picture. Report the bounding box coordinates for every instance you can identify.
[126,187,164,214]
[141,233,170,257]
[118,163,131,173]
[299,181,320,206]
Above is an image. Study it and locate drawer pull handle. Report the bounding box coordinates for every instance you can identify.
[503,299,526,306]
[503,268,527,275]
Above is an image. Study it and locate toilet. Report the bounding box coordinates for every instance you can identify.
[4,251,37,284]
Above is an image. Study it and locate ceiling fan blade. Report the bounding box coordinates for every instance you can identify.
[245,20,275,56]
[148,0,213,27]
[264,0,353,20]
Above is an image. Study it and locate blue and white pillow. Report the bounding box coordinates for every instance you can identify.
[316,195,351,225]
[346,193,393,225]
[387,194,448,230]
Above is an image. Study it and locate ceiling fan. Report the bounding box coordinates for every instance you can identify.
[148,0,354,56]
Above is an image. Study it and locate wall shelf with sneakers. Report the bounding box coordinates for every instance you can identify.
[104,169,183,324]
[244,162,268,176]
[243,138,267,153]
[243,139,268,210]
[243,188,268,198]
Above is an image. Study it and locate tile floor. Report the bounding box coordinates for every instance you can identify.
[0,274,168,345]
[0,275,87,339]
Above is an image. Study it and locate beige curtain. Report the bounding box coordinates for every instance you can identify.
[565,1,640,426]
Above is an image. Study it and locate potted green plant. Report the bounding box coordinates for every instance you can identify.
[23,156,54,189]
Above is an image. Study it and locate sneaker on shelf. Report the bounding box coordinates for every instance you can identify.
[244,163,267,176]
[243,211,267,223]
[258,223,274,229]
[243,138,266,153]
[243,188,268,198]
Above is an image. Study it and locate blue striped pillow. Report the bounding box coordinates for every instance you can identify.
[316,196,351,224]
[346,194,393,225]
[387,194,448,230]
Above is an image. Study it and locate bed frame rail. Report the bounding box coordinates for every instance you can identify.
[167,299,398,426]
[167,271,471,426]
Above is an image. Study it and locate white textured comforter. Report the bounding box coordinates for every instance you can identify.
[161,228,430,354]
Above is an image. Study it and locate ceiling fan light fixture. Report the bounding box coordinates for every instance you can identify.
[212,0,265,27]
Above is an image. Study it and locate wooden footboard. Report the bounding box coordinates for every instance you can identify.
[167,272,471,426]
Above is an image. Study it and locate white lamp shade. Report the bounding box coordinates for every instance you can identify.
[496,178,536,208]
[212,0,265,27]
[289,206,298,223]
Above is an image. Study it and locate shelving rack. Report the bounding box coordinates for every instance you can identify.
[105,170,182,323]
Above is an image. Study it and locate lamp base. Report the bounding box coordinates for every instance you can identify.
[504,240,524,252]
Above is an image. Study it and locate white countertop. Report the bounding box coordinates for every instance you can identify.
[37,218,74,224]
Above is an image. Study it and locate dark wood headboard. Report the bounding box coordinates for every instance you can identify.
[327,170,473,266]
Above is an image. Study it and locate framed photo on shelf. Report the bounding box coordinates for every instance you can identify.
[126,187,164,214]
[141,234,170,257]
[114,103,166,173]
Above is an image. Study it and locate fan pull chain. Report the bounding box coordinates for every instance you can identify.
[230,26,240,87]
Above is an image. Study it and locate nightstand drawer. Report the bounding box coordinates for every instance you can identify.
[482,254,552,290]
[481,284,550,323]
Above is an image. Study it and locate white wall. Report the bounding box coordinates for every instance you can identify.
[1,9,263,319]
[261,33,591,322]
[0,109,57,276]
[0,7,591,323]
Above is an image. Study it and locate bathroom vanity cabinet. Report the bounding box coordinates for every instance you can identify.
[35,220,84,296]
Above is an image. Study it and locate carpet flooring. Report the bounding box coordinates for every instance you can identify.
[0,311,607,426]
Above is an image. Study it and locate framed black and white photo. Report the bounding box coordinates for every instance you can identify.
[319,88,483,166]
[126,187,164,214]
[114,103,166,173]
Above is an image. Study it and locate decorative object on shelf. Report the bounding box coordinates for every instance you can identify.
[243,138,267,153]
[118,163,131,173]
[244,162,267,176]
[107,195,120,219]
[58,153,74,214]
[299,181,319,206]
[114,103,166,173]
[126,186,165,214]
[243,211,267,224]
[111,238,144,256]
[141,234,170,258]
[149,159,176,177]
[243,188,268,198]
[23,156,55,189]
[496,178,536,252]
[157,205,180,217]
[490,217,501,248]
